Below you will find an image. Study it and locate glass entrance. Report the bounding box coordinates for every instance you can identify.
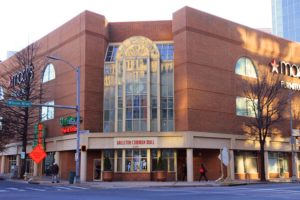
[93,159,101,181]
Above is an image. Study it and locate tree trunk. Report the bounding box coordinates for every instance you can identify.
[260,142,266,182]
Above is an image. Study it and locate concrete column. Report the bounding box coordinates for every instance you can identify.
[0,156,5,174]
[147,149,151,173]
[33,162,38,176]
[294,152,299,179]
[229,149,235,180]
[264,151,269,180]
[186,149,194,182]
[80,150,87,182]
[54,152,60,177]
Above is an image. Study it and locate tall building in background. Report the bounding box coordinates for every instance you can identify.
[272,0,300,42]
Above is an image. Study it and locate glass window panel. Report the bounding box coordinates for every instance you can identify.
[151,120,157,132]
[109,110,114,121]
[118,109,123,120]
[168,109,173,119]
[141,95,147,106]
[151,84,157,96]
[133,108,139,119]
[151,108,157,119]
[168,120,174,131]
[162,85,168,97]
[168,98,173,109]
[151,73,157,83]
[140,120,147,131]
[133,96,140,107]
[104,110,110,121]
[133,120,139,131]
[161,120,168,131]
[162,109,167,119]
[161,98,167,108]
[140,107,147,119]
[118,121,122,132]
[126,108,132,119]
[126,120,132,131]
[126,96,132,106]
[151,97,157,107]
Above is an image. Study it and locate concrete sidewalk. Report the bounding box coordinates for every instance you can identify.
[3,175,262,189]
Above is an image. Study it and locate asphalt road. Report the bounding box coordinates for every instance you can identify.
[1,180,300,200]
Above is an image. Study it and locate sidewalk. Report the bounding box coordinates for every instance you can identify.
[3,175,263,189]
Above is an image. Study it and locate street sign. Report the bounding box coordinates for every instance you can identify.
[29,144,46,164]
[20,152,25,159]
[6,100,32,107]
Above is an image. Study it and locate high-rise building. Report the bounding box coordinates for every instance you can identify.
[272,0,300,42]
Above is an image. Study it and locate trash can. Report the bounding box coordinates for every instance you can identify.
[69,171,75,184]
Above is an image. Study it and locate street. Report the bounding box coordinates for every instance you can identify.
[1,180,300,200]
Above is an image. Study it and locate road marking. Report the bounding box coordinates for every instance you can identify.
[68,186,89,190]
[55,186,73,190]
[0,190,8,192]
[6,187,25,192]
[26,187,46,192]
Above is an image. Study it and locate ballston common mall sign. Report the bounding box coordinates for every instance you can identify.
[270,59,300,91]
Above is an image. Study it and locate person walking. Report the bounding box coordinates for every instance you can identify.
[51,163,60,183]
[199,163,208,182]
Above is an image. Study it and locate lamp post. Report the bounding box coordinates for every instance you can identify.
[47,56,81,183]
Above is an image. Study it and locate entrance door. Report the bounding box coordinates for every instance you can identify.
[177,149,186,181]
[93,159,101,181]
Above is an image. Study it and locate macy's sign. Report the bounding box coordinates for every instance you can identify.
[270,59,300,78]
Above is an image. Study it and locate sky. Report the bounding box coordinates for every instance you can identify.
[0,0,272,61]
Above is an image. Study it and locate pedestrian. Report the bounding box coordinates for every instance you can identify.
[51,162,60,183]
[199,163,208,181]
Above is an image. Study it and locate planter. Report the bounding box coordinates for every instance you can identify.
[156,171,167,182]
[102,171,113,182]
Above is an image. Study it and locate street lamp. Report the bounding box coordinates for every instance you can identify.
[47,55,81,183]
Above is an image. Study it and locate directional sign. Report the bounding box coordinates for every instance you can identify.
[6,100,32,107]
[29,144,46,164]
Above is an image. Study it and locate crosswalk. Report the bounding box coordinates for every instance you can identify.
[0,185,89,193]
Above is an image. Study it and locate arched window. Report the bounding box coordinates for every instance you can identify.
[235,57,257,78]
[42,63,55,83]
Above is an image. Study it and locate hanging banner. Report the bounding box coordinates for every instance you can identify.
[33,123,46,149]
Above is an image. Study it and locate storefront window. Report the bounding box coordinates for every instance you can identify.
[151,149,175,172]
[234,151,258,173]
[8,155,16,173]
[125,149,147,172]
[116,150,122,172]
[103,150,114,171]
[44,152,55,176]
[268,152,288,174]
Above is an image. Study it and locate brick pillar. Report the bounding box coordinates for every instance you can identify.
[0,156,5,174]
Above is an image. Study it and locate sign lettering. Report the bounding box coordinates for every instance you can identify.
[9,65,34,87]
[114,137,157,148]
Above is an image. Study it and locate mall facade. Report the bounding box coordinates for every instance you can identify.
[1,6,300,182]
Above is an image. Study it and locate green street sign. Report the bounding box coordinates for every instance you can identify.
[6,100,32,107]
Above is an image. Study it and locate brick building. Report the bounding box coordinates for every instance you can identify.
[1,6,300,182]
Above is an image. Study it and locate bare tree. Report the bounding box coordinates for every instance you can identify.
[243,72,287,181]
[0,43,44,178]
